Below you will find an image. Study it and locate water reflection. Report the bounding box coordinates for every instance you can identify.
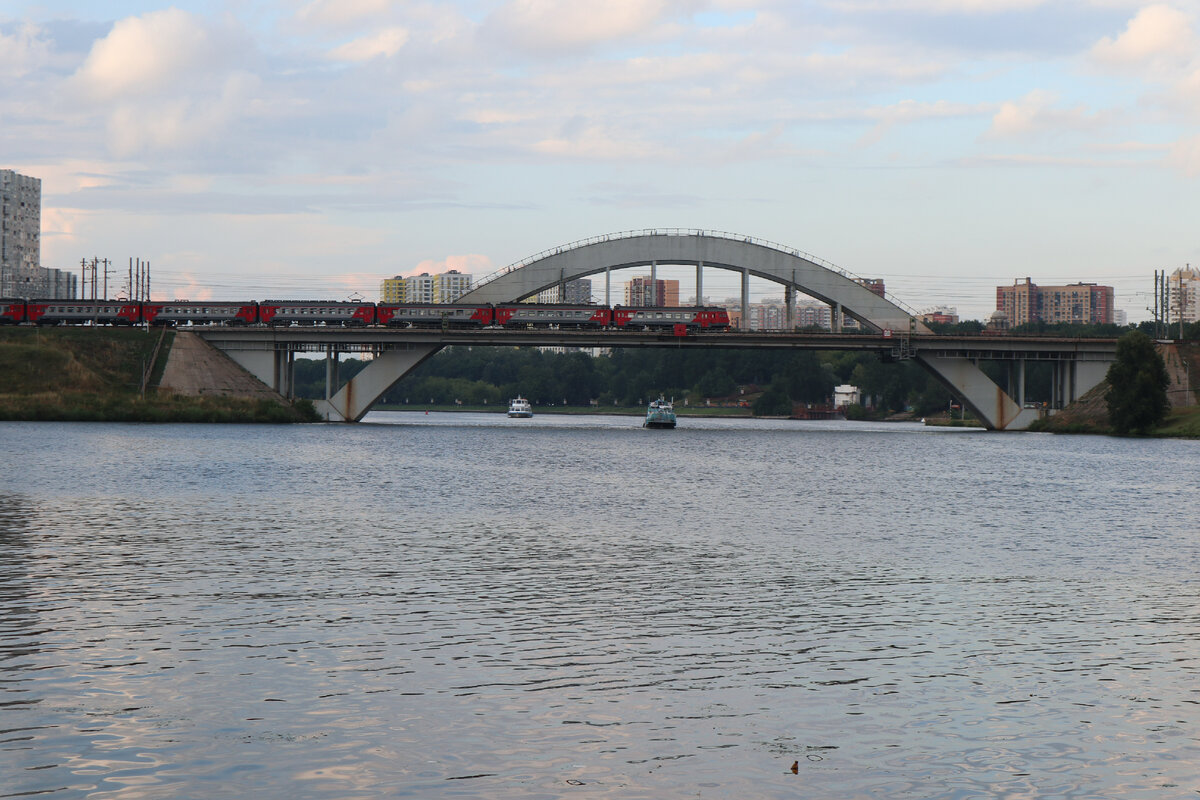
[0,419,1197,799]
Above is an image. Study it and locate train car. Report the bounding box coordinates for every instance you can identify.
[142,301,258,326]
[0,298,25,324]
[25,299,140,326]
[258,300,375,327]
[492,304,610,329]
[377,303,493,328]
[611,306,731,331]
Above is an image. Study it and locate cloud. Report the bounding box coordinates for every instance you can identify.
[72,9,230,102]
[407,253,494,277]
[0,22,51,77]
[532,121,671,160]
[65,10,262,157]
[327,27,410,61]
[104,73,262,157]
[858,99,984,146]
[987,90,1101,137]
[1168,133,1200,176]
[165,273,215,302]
[830,0,1048,11]
[297,0,396,28]
[1090,4,1196,70]
[483,0,694,52]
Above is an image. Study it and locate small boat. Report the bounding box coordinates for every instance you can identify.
[643,396,676,429]
[507,396,533,418]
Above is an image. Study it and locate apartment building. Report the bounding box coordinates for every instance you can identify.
[380,270,472,304]
[996,278,1114,325]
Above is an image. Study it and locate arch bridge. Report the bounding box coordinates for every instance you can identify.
[202,230,1114,430]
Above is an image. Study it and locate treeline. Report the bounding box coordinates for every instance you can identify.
[294,346,956,416]
[291,321,1196,416]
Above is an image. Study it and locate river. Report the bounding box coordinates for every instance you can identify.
[2,414,1198,799]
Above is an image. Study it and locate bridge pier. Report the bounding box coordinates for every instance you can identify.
[741,268,749,330]
[325,347,340,402]
[917,354,1041,431]
[316,344,442,422]
[1006,360,1026,408]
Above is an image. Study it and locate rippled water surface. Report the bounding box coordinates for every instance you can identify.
[2,414,1199,799]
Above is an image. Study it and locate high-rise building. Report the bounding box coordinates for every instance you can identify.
[996,278,1114,325]
[434,270,472,303]
[624,276,679,306]
[380,276,406,303]
[1168,266,1199,324]
[1,169,42,297]
[537,278,593,304]
[795,302,832,329]
[405,273,435,303]
[380,270,473,303]
[0,170,74,299]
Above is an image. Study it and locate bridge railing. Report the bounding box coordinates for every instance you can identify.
[469,228,920,319]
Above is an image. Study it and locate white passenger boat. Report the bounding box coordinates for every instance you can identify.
[507,396,533,418]
[643,396,676,429]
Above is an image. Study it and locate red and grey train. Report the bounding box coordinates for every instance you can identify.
[0,298,731,331]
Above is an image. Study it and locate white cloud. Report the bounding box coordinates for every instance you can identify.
[104,72,262,158]
[858,99,984,146]
[407,254,494,276]
[327,27,410,61]
[0,22,51,78]
[64,10,263,157]
[532,130,670,160]
[987,90,1101,137]
[484,0,694,51]
[297,0,396,28]
[1090,3,1196,69]
[828,0,1048,12]
[72,9,225,101]
[1168,133,1200,175]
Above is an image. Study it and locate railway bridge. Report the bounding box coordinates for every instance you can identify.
[197,230,1117,430]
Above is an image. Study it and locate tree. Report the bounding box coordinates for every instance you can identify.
[752,384,792,416]
[1105,330,1170,435]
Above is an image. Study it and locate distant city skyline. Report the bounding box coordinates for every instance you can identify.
[6,2,1200,321]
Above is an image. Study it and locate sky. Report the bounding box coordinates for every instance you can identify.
[5,0,1200,321]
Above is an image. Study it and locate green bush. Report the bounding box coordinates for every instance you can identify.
[1105,331,1169,435]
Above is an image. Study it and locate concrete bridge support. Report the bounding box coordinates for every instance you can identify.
[917,354,1041,431]
[741,268,749,330]
[315,344,442,422]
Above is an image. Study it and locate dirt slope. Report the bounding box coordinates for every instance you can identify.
[159,331,286,400]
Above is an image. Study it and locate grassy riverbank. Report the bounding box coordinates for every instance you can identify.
[1027,382,1200,438]
[1031,405,1200,437]
[0,327,317,422]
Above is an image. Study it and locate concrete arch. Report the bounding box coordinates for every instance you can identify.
[298,229,1087,429]
[460,230,927,333]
